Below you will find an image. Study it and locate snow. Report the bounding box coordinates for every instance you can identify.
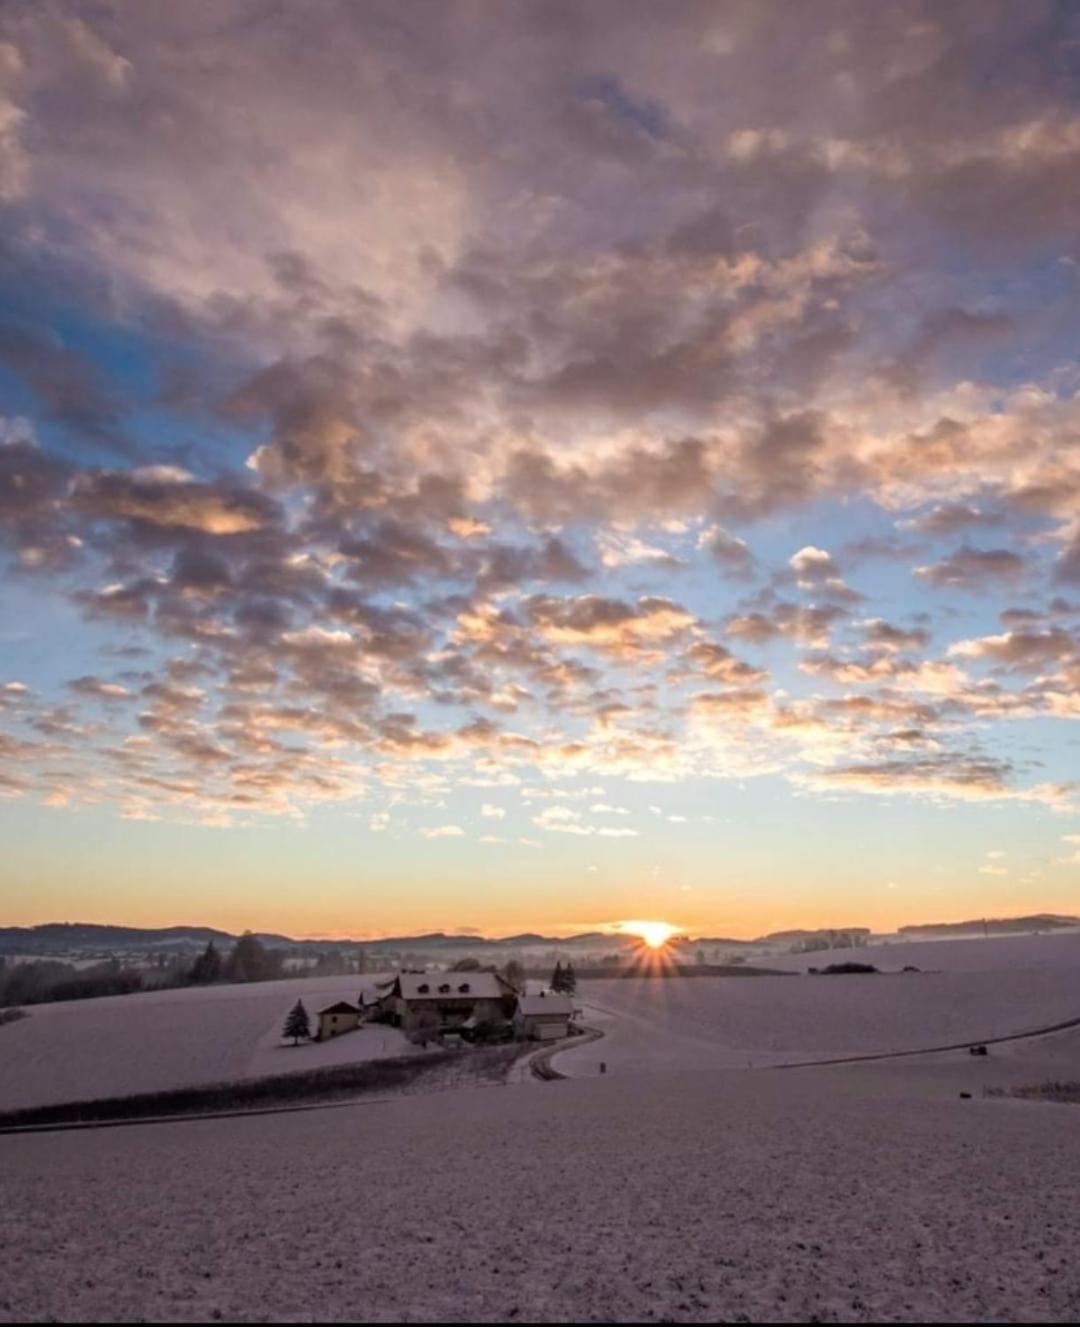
[749,928,1080,975]
[3,933,1077,1111]
[3,1051,1080,1321]
[552,932,1080,1077]
[2,931,1080,1319]
[0,973,411,1112]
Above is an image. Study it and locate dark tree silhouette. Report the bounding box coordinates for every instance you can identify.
[283,1000,311,1045]
[500,957,525,992]
[225,932,282,983]
[562,961,577,995]
[188,940,223,985]
[550,959,565,992]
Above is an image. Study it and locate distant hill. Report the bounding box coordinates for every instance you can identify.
[0,923,236,953]
[759,928,871,944]
[898,914,1080,937]
[0,922,648,956]
[4,913,1077,959]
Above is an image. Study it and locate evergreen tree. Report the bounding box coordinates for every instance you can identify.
[550,959,565,993]
[188,940,222,985]
[225,932,282,983]
[562,961,577,996]
[283,1000,310,1045]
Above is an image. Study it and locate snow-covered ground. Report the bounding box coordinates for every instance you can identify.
[749,928,1080,974]
[0,973,409,1112]
[3,1046,1080,1322]
[2,932,1080,1319]
[3,932,1078,1111]
[552,931,1080,1077]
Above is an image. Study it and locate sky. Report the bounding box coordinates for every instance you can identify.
[1,1,1079,940]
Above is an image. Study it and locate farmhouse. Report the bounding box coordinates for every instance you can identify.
[376,971,516,1033]
[515,990,574,1041]
[316,1001,361,1040]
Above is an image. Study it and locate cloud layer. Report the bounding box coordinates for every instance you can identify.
[0,1,1078,839]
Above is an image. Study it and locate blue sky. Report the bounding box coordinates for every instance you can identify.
[0,1,1078,937]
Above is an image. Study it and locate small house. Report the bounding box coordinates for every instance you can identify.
[375,971,516,1033]
[317,1000,361,1040]
[514,990,574,1042]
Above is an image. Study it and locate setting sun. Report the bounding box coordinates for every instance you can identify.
[618,920,681,950]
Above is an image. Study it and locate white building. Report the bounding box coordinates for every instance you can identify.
[514,990,574,1041]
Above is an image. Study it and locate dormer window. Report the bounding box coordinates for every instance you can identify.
[459,983,470,993]
[417,983,430,994]
[439,983,451,993]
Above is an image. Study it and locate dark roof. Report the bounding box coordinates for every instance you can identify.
[319,1001,360,1015]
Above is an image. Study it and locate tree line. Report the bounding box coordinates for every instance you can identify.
[0,956,146,1008]
[0,934,368,1010]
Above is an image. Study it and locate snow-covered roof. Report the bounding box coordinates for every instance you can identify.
[517,992,574,1017]
[319,1001,359,1015]
[393,972,510,1002]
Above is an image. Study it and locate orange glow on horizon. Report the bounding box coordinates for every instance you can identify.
[617,919,681,950]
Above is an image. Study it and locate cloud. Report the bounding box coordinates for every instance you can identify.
[899,503,1002,536]
[949,629,1076,670]
[698,525,754,578]
[861,619,931,654]
[915,546,1027,589]
[0,322,127,454]
[788,544,861,601]
[73,468,279,535]
[802,755,1072,810]
[68,676,131,701]
[525,595,696,658]
[0,2,1078,831]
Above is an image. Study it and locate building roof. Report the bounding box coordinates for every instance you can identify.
[392,971,511,1002]
[318,1001,360,1015]
[517,991,574,1017]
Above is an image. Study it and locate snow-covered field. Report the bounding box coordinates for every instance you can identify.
[0,973,410,1112]
[3,1049,1080,1322]
[750,928,1080,974]
[2,932,1080,1320]
[3,933,1078,1111]
[553,931,1080,1077]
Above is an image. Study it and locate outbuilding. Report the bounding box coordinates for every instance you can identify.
[514,990,574,1042]
[317,1000,361,1040]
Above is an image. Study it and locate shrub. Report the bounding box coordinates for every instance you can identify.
[821,962,879,975]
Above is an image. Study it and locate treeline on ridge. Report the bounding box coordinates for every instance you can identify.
[0,934,366,1010]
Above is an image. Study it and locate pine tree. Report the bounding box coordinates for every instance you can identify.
[283,1000,310,1045]
[562,961,577,996]
[550,959,565,993]
[225,932,282,983]
[189,940,222,985]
